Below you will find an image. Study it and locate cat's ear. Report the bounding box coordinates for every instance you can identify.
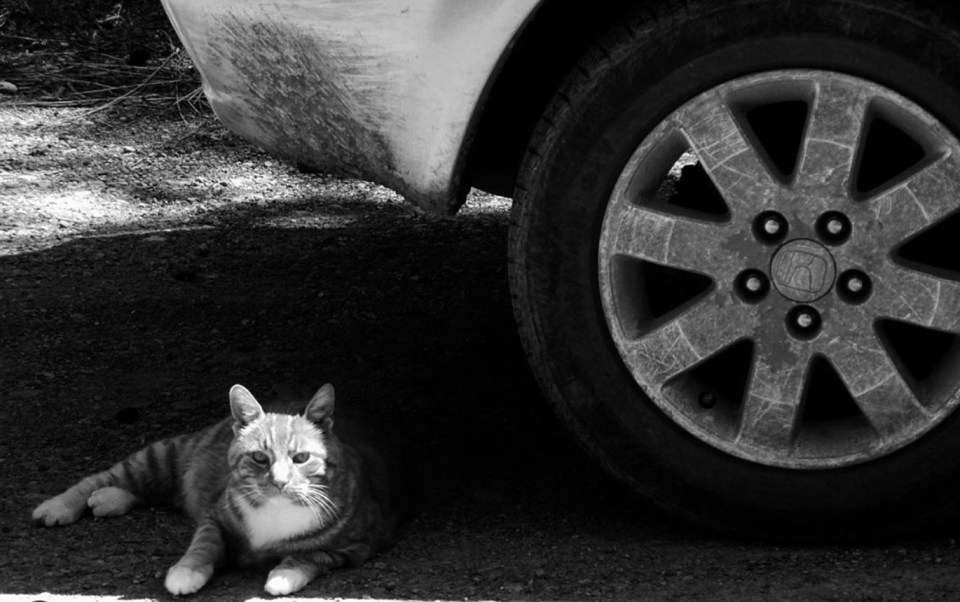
[230,384,264,427]
[305,383,335,430]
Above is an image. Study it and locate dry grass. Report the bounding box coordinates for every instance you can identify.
[1,0,207,117]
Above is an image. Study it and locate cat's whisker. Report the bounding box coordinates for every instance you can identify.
[232,485,261,506]
[302,487,340,524]
[299,490,327,516]
[315,485,340,515]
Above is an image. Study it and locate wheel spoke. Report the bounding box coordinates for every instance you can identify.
[825,329,929,440]
[675,92,781,217]
[866,153,960,247]
[620,292,756,389]
[794,80,871,195]
[736,346,812,451]
[873,264,960,333]
[607,204,736,275]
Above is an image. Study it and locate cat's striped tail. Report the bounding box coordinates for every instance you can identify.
[32,431,194,527]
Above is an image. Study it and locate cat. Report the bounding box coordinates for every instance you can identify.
[32,383,401,596]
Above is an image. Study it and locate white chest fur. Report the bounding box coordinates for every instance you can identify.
[238,496,319,550]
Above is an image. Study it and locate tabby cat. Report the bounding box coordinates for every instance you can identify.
[32,383,400,596]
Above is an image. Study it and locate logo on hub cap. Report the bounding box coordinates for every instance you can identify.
[770,239,836,302]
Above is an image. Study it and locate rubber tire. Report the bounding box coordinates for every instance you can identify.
[509,0,960,540]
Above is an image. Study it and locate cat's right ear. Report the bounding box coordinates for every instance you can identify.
[230,384,264,427]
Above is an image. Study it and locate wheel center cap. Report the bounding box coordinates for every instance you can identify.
[770,239,836,302]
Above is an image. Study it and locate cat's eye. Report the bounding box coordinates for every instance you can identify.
[291,452,310,464]
[250,451,270,464]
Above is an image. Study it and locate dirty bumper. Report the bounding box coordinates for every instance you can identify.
[160,0,539,214]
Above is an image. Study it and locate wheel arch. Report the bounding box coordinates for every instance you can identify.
[462,0,960,201]
[461,0,640,198]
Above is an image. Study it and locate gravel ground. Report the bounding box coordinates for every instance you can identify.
[4,100,960,601]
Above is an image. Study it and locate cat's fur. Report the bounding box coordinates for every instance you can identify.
[33,383,401,596]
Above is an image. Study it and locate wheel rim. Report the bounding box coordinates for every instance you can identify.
[598,70,960,468]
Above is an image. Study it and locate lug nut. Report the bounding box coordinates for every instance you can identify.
[787,305,822,339]
[816,211,852,245]
[795,311,815,329]
[754,211,788,244]
[838,269,872,304]
[736,269,769,302]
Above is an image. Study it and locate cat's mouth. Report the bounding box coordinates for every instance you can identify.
[265,485,293,498]
[265,486,309,505]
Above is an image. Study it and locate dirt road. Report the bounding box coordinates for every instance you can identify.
[3,106,960,601]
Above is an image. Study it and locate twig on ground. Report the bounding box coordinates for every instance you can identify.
[70,50,178,118]
[3,41,206,116]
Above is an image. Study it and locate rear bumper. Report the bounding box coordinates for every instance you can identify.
[160,0,539,214]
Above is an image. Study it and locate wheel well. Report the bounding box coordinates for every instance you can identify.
[463,0,638,198]
[463,0,960,201]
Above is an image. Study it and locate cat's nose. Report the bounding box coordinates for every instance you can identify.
[271,464,290,487]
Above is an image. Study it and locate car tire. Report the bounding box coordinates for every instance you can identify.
[509,0,960,539]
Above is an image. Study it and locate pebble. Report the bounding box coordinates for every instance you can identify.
[0,81,17,95]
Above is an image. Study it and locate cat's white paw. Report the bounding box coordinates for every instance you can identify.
[264,567,311,596]
[165,564,213,596]
[32,495,85,526]
[88,487,138,517]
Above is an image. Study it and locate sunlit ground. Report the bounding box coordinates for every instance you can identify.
[0,593,496,602]
[0,107,511,259]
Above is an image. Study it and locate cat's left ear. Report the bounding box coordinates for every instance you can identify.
[230,384,264,427]
[305,383,335,430]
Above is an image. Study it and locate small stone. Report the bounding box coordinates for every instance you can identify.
[0,81,17,95]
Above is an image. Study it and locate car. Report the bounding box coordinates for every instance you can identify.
[159,0,960,540]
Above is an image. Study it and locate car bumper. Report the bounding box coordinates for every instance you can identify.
[159,0,539,214]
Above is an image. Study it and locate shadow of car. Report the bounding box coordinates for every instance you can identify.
[160,0,960,540]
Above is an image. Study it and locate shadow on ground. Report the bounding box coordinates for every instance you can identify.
[3,108,960,602]
[0,192,682,600]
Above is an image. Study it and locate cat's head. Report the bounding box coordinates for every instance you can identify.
[227,384,341,514]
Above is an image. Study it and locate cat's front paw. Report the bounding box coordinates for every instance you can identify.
[165,564,213,596]
[88,487,138,517]
[264,567,312,596]
[32,495,85,526]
